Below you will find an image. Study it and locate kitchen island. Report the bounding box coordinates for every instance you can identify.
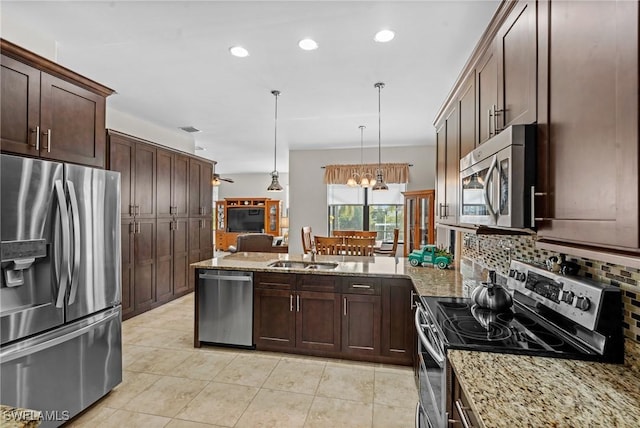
[192,252,640,427]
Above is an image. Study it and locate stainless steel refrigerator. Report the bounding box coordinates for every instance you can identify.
[0,154,122,427]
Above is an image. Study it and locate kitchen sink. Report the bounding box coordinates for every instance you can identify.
[267,261,339,270]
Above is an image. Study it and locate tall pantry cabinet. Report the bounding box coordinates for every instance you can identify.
[108,130,215,319]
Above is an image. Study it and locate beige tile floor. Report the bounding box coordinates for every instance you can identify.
[67,293,417,427]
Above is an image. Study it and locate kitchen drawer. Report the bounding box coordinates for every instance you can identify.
[254,272,295,290]
[342,277,381,295]
[296,275,338,293]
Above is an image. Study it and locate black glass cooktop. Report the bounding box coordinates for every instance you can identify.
[422,296,596,359]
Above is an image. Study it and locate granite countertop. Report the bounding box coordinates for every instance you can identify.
[192,252,485,297]
[448,340,640,427]
[0,405,41,427]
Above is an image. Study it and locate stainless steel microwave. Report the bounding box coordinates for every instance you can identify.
[459,125,536,228]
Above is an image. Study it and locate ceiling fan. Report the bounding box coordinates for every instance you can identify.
[212,165,234,186]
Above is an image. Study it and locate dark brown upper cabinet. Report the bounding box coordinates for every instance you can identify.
[535,0,638,250]
[0,39,113,168]
[189,159,213,218]
[157,149,190,219]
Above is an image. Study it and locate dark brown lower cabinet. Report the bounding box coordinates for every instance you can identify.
[381,279,415,364]
[173,218,190,296]
[254,274,340,353]
[133,219,156,311]
[156,218,174,303]
[254,272,414,364]
[341,293,381,357]
[121,219,134,317]
[450,364,480,428]
[297,291,341,353]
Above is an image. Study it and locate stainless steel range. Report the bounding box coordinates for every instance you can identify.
[414,259,624,428]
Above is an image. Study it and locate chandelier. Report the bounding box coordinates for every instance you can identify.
[347,125,377,188]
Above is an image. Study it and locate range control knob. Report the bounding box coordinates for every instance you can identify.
[575,296,591,311]
[508,269,516,278]
[516,272,527,282]
[562,291,575,304]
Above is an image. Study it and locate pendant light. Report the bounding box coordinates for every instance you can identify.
[267,90,283,192]
[372,82,388,191]
[346,126,376,188]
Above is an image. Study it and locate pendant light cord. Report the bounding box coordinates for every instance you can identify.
[375,82,384,168]
[359,125,365,166]
[272,90,280,173]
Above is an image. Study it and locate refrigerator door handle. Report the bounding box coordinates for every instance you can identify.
[54,180,71,308]
[66,180,81,305]
[0,308,120,364]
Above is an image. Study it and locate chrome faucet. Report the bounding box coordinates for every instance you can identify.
[310,248,317,262]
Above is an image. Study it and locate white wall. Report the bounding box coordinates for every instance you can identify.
[106,108,195,154]
[217,173,290,211]
[288,145,436,254]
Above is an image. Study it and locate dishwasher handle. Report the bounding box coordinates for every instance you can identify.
[199,273,253,282]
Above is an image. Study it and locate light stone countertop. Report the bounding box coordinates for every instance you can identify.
[448,341,640,428]
[192,252,640,427]
[192,252,485,297]
[0,405,41,427]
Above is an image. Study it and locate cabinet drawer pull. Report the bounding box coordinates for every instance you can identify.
[343,297,347,316]
[296,294,300,312]
[290,294,293,312]
[455,399,473,428]
[351,284,371,289]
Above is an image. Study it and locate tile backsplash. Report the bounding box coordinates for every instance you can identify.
[461,234,640,344]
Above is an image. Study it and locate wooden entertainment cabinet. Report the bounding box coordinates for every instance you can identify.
[215,198,281,250]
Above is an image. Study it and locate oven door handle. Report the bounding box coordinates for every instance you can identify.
[482,154,498,223]
[415,305,445,366]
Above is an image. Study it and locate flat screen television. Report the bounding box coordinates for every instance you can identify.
[227,207,265,233]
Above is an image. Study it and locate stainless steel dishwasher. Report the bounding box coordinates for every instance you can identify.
[198,270,254,348]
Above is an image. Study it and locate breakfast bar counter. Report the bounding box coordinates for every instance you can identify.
[192,251,480,298]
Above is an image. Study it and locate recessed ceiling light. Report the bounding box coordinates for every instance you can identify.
[229,46,249,57]
[374,29,395,43]
[298,38,318,51]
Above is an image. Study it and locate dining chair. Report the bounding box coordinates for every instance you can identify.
[333,230,377,239]
[374,228,399,257]
[314,236,344,255]
[302,226,314,254]
[344,237,375,256]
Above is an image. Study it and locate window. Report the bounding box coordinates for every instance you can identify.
[327,184,405,242]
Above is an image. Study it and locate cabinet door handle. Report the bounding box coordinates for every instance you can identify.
[487,107,493,137]
[174,220,178,231]
[410,290,417,309]
[455,400,473,428]
[31,126,40,150]
[135,205,140,215]
[296,294,300,312]
[129,222,135,234]
[351,284,371,289]
[129,205,134,216]
[43,129,52,152]
[290,294,294,312]
[135,222,141,234]
[343,297,347,316]
[199,206,204,215]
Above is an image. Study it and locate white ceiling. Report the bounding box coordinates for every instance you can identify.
[2,1,499,174]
